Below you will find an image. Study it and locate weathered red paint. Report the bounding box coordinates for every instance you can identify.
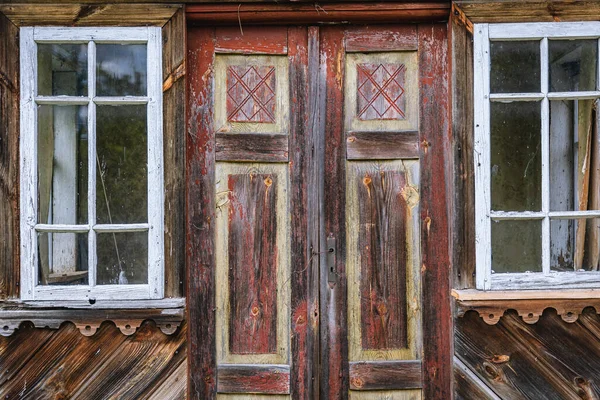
[215,26,288,55]
[186,27,217,400]
[359,170,408,350]
[228,173,278,355]
[418,23,454,400]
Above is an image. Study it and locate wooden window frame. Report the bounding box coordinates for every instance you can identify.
[19,26,164,301]
[474,22,600,291]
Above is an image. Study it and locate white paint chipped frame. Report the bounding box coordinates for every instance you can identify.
[474,22,600,290]
[20,27,163,301]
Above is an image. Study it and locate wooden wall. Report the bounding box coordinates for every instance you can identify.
[0,321,186,399]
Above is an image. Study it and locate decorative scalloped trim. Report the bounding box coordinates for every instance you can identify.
[0,318,182,337]
[456,299,600,325]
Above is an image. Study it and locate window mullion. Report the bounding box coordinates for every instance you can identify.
[88,40,97,288]
[474,23,492,290]
[541,37,551,275]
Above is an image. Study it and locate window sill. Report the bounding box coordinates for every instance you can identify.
[453,289,600,325]
[0,298,185,337]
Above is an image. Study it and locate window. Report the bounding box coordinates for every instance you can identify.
[20,27,163,301]
[475,22,600,290]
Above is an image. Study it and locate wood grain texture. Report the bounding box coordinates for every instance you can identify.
[454,357,500,400]
[0,14,19,300]
[456,309,600,399]
[186,26,217,400]
[227,173,278,355]
[0,321,186,399]
[358,170,408,350]
[320,25,349,399]
[345,25,418,52]
[418,23,453,400]
[217,364,290,394]
[216,26,288,55]
[346,132,419,160]
[0,4,179,26]
[187,3,450,25]
[163,8,185,298]
[450,10,475,289]
[455,1,600,23]
[349,361,422,390]
[288,25,319,400]
[216,134,288,162]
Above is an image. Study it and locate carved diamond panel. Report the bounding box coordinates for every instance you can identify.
[357,63,406,121]
[227,65,276,123]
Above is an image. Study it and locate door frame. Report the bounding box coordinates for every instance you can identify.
[185,5,453,399]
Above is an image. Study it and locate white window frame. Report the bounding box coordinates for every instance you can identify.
[474,22,600,290]
[19,27,164,301]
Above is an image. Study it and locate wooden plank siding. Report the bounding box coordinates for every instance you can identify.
[455,310,600,399]
[0,321,186,399]
[0,12,19,300]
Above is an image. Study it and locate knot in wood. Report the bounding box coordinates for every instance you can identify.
[363,176,372,186]
[264,177,273,187]
[347,136,356,143]
[351,377,364,389]
[251,306,260,316]
[377,302,388,315]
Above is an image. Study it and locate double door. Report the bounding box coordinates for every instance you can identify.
[187,23,450,399]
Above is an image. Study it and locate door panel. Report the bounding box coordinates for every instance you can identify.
[320,25,423,399]
[187,23,450,400]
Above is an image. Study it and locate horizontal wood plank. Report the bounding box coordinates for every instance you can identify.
[216,26,287,55]
[187,3,450,25]
[217,364,290,394]
[345,25,417,52]
[349,360,422,390]
[347,131,419,160]
[216,134,289,162]
[0,4,179,27]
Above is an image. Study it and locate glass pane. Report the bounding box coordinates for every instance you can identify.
[37,105,88,225]
[491,219,542,273]
[97,231,148,284]
[551,218,600,271]
[491,101,542,211]
[38,44,87,96]
[549,40,597,92]
[550,100,600,211]
[490,40,540,93]
[96,105,147,224]
[96,44,147,96]
[37,232,88,285]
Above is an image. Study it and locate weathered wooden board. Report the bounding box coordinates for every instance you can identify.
[162,8,185,298]
[216,134,288,162]
[0,13,19,300]
[456,310,600,399]
[186,3,450,25]
[451,9,476,290]
[186,26,217,399]
[227,173,278,355]
[216,26,288,55]
[359,169,408,350]
[215,163,290,365]
[345,25,418,53]
[0,4,179,26]
[454,357,501,400]
[320,25,349,398]
[349,360,422,390]
[349,389,422,400]
[346,132,419,160]
[456,1,600,23]
[217,364,290,394]
[288,25,319,400]
[0,321,186,399]
[418,23,453,400]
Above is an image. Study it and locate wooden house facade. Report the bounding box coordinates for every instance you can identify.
[1,1,600,399]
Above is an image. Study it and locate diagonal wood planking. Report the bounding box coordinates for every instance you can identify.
[0,322,186,399]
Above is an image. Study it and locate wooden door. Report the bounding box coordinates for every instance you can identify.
[187,23,451,400]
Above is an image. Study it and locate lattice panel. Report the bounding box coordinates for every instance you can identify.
[227,65,276,123]
[357,63,406,121]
